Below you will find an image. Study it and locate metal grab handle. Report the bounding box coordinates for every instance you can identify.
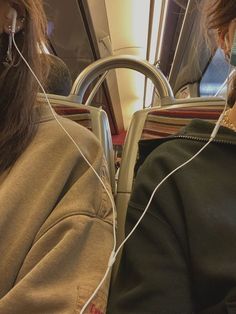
[85,71,109,106]
[70,55,174,104]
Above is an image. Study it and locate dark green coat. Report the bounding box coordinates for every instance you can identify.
[108,119,236,314]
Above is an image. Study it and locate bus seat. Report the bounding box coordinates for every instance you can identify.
[37,94,116,194]
[141,106,223,139]
[112,97,225,284]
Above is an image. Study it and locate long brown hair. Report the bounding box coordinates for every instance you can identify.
[0,0,50,172]
[204,0,236,31]
[202,0,236,106]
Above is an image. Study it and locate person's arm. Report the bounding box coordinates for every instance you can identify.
[108,206,194,314]
[0,214,113,314]
[0,140,114,314]
[108,147,195,314]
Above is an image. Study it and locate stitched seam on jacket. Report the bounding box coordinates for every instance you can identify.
[33,211,113,245]
[128,202,179,234]
[98,159,113,217]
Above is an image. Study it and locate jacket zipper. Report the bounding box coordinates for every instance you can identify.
[172,134,236,146]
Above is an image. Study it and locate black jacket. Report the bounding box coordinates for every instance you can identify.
[108,119,236,314]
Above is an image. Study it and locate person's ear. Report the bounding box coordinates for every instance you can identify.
[3,3,25,34]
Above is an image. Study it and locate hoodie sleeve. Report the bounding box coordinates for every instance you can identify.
[0,129,114,314]
[0,213,113,314]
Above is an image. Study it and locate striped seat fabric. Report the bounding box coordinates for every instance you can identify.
[53,105,92,131]
[141,105,223,140]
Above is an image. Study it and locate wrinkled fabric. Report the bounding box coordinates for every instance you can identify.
[0,105,114,313]
[108,119,236,314]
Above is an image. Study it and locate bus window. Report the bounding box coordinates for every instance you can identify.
[199,48,230,96]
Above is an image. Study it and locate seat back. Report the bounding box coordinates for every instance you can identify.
[38,94,116,194]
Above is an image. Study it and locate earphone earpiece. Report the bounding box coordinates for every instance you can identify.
[4,7,23,35]
[8,8,17,34]
[11,8,17,33]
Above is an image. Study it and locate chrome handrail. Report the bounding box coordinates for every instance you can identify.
[70,55,174,104]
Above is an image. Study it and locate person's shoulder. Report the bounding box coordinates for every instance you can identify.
[130,135,199,212]
[52,115,101,152]
[139,137,191,172]
[138,119,213,171]
[36,110,102,159]
[58,115,98,141]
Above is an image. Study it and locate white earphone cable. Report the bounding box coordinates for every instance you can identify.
[12,14,234,311]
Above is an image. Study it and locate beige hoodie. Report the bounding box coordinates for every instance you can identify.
[0,105,114,314]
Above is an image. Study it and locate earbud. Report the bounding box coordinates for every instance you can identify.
[7,8,17,34]
[4,7,24,35]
